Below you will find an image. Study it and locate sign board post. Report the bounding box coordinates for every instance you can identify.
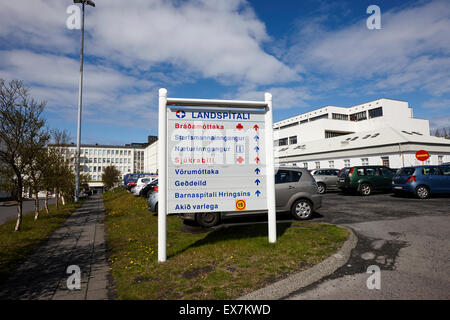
[157,88,276,262]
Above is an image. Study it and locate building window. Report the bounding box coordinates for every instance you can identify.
[325,131,353,139]
[344,159,351,167]
[280,122,299,129]
[350,111,367,122]
[329,160,334,168]
[381,156,390,167]
[438,155,443,165]
[361,158,369,166]
[278,138,288,146]
[309,114,328,122]
[368,107,383,119]
[315,161,320,169]
[289,136,297,145]
[303,162,308,169]
[332,113,349,121]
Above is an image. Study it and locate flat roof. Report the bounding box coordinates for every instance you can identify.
[274,97,408,125]
[48,143,147,149]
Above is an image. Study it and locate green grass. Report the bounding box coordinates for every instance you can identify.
[0,201,83,282]
[104,188,349,300]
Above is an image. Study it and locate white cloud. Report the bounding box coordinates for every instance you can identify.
[0,50,156,127]
[0,0,301,133]
[87,0,298,85]
[288,0,450,96]
[0,0,297,86]
[232,86,313,110]
[422,98,450,109]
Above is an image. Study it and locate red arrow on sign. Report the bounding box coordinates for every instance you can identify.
[255,157,260,164]
[253,124,259,131]
[236,156,244,164]
[236,123,243,130]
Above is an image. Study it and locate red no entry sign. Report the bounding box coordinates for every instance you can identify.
[415,150,430,162]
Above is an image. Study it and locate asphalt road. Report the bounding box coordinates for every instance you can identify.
[0,198,56,225]
[207,190,450,299]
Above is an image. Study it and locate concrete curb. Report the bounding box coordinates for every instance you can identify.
[0,202,17,207]
[238,225,357,300]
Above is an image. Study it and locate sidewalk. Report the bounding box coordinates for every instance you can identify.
[0,194,114,300]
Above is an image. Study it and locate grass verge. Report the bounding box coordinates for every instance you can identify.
[104,188,348,300]
[0,200,83,282]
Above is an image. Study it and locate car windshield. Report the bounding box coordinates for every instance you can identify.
[338,168,350,177]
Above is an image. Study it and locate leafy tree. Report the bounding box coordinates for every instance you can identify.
[48,129,73,209]
[24,146,50,220]
[0,79,48,231]
[102,165,121,189]
[434,128,441,137]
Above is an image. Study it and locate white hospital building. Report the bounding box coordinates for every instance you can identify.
[273,98,450,169]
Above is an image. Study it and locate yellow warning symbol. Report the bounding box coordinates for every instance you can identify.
[235,199,246,211]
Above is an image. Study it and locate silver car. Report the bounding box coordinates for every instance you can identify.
[310,168,341,194]
[149,167,322,227]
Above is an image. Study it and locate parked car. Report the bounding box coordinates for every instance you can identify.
[310,168,341,194]
[126,181,137,191]
[133,177,156,196]
[392,165,450,199]
[123,173,157,189]
[149,167,322,227]
[140,179,158,197]
[337,165,394,196]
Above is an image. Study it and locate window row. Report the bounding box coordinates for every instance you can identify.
[302,156,391,169]
[275,136,298,146]
[81,158,131,164]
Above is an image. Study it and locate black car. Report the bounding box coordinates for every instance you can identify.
[140,179,158,197]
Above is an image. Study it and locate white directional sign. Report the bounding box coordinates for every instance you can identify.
[157,89,276,262]
[167,108,267,214]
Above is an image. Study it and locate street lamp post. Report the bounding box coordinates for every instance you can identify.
[74,0,95,203]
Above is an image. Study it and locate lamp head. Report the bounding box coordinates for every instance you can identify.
[73,0,95,7]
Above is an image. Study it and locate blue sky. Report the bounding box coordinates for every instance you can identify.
[0,0,449,145]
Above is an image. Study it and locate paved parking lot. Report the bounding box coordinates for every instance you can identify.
[214,191,450,299]
[287,192,450,299]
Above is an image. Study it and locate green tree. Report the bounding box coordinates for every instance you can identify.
[102,165,121,190]
[24,145,50,220]
[0,79,48,231]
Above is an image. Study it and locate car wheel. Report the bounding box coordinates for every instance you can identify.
[291,199,313,220]
[359,183,372,196]
[195,212,220,228]
[154,203,158,213]
[317,183,326,194]
[415,185,430,199]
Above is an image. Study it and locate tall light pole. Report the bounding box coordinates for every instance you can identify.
[74,0,95,202]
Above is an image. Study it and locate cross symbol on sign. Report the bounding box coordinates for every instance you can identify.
[236,156,244,164]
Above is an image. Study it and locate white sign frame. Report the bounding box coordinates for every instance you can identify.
[157,88,276,262]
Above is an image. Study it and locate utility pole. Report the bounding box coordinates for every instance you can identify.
[74,0,95,202]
